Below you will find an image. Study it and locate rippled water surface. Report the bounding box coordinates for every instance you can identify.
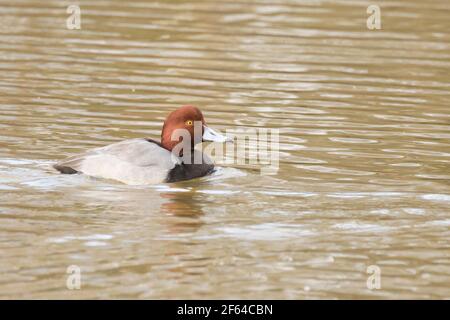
[0,0,449,299]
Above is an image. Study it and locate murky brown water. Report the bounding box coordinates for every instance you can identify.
[0,0,449,299]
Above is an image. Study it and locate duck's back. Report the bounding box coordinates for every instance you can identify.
[54,138,179,185]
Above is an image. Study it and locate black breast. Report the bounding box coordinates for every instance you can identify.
[166,162,214,183]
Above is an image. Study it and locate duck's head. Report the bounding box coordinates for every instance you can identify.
[161,105,231,153]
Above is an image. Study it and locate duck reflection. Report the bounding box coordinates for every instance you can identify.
[160,190,205,234]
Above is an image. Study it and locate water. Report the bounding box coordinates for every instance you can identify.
[0,0,449,299]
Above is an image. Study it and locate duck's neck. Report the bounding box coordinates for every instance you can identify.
[161,134,194,157]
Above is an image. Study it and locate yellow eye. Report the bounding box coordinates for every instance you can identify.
[185,120,193,126]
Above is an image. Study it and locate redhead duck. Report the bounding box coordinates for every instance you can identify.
[54,105,231,185]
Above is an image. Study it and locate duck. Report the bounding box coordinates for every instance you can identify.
[53,105,232,185]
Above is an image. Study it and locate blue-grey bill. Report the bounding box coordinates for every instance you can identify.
[202,126,233,143]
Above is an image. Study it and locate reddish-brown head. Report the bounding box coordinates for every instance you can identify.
[161,105,205,151]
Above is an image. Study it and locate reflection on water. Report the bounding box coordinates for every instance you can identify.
[0,0,449,298]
